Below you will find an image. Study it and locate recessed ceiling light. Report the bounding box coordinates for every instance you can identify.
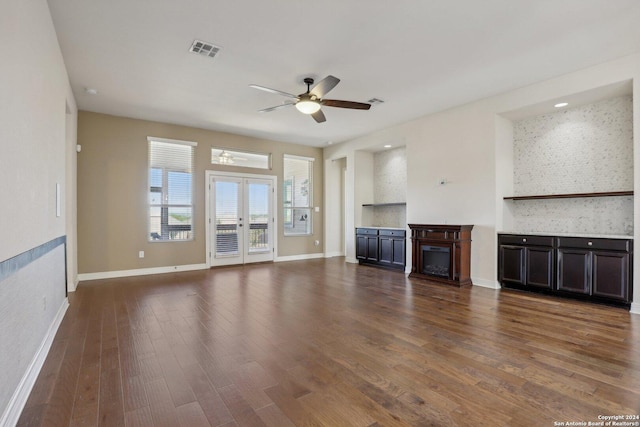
[554,102,568,108]
[85,88,98,95]
[327,141,333,145]
[384,144,392,148]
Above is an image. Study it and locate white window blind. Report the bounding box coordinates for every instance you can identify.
[148,137,197,241]
[283,154,314,236]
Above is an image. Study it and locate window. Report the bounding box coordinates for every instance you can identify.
[211,147,271,169]
[148,137,196,241]
[283,154,314,235]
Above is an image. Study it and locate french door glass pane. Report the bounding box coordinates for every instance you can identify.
[248,182,270,253]
[215,181,239,256]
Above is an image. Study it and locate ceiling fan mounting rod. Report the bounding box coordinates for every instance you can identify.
[303,77,314,93]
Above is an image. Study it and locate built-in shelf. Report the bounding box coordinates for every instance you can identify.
[504,191,633,201]
[362,202,407,207]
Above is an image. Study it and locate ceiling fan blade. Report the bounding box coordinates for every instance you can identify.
[258,102,295,113]
[310,75,340,98]
[311,109,326,123]
[249,84,298,99]
[321,99,371,110]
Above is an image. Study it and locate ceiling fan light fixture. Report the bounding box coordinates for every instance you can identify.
[295,100,321,114]
[218,151,235,164]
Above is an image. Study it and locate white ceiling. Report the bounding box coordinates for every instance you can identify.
[47,0,640,147]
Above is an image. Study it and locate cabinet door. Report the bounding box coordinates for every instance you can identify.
[391,238,405,267]
[557,249,590,295]
[526,247,554,289]
[379,236,406,268]
[356,235,368,260]
[499,245,526,286]
[378,236,393,265]
[366,236,378,261]
[592,251,629,301]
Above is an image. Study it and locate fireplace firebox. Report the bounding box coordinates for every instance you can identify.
[422,245,451,277]
[409,224,473,287]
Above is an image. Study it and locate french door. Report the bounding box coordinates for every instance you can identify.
[208,173,275,266]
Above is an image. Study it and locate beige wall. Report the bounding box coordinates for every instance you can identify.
[77,111,323,274]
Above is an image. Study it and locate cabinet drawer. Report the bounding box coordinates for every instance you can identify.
[499,234,554,247]
[379,229,406,237]
[356,228,379,236]
[557,237,630,252]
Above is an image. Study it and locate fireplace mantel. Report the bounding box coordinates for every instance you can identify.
[408,224,473,287]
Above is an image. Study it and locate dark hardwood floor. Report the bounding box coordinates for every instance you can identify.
[17,258,640,426]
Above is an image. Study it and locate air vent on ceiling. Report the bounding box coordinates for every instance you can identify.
[367,98,385,105]
[189,40,221,58]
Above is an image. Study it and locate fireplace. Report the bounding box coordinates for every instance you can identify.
[409,224,473,287]
[422,245,450,277]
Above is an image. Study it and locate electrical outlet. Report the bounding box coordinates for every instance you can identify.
[138,251,144,258]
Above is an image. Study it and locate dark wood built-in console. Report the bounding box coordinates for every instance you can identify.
[498,233,633,308]
[409,224,473,287]
[356,228,406,271]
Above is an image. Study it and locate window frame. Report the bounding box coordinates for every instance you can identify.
[147,136,197,242]
[283,154,314,236]
[211,147,272,170]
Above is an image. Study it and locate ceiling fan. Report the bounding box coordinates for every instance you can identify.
[212,150,246,165]
[249,75,371,123]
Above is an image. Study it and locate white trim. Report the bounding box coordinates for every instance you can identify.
[345,257,358,264]
[471,278,501,289]
[324,251,344,258]
[275,253,324,262]
[0,298,69,427]
[78,263,208,281]
[284,153,315,162]
[630,302,640,315]
[146,136,197,146]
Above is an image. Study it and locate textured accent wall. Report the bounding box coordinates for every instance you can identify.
[511,95,633,235]
[372,147,406,228]
[0,245,66,423]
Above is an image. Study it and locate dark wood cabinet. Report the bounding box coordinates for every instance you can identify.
[498,234,554,290]
[355,228,379,262]
[356,228,406,271]
[498,233,633,308]
[557,237,631,303]
[379,229,406,269]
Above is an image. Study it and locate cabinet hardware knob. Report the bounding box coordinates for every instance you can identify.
[522,238,527,243]
[588,241,593,246]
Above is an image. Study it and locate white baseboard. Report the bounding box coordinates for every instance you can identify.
[0,298,69,427]
[324,251,344,258]
[345,257,358,264]
[472,277,501,289]
[275,253,324,263]
[78,263,208,282]
[630,302,640,315]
